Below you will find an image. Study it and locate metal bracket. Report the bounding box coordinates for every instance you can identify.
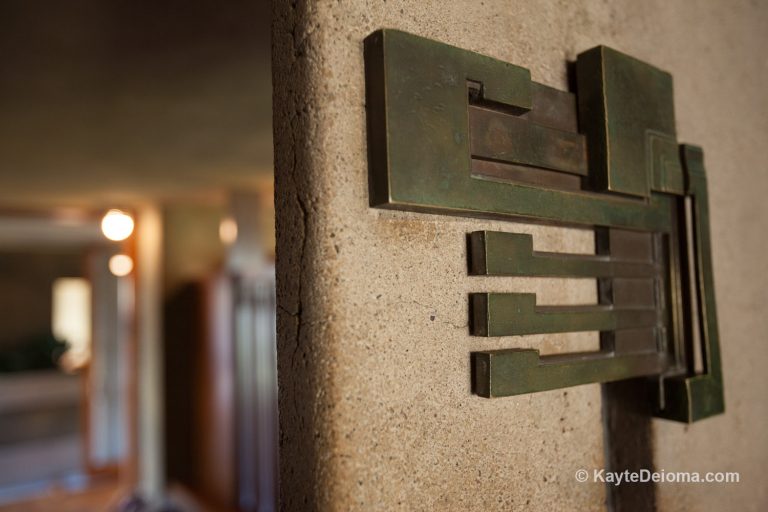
[364,29,724,422]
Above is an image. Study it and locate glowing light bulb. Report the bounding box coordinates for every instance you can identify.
[109,254,134,277]
[101,209,134,241]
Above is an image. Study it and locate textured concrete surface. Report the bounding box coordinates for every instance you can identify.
[272,1,768,510]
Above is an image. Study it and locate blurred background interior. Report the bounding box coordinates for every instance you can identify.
[0,1,276,511]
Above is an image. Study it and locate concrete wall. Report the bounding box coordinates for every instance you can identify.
[272,1,768,510]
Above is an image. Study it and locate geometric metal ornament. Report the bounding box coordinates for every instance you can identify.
[364,29,724,422]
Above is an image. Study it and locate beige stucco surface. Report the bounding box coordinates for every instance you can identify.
[272,1,768,510]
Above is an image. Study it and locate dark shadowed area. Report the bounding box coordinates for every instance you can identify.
[0,0,272,207]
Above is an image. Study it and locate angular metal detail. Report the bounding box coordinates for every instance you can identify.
[471,293,658,336]
[656,145,725,421]
[473,350,665,398]
[363,29,673,231]
[577,46,684,198]
[469,106,588,176]
[469,231,658,278]
[364,29,724,423]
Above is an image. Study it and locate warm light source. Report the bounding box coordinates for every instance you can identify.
[109,254,134,277]
[219,216,238,245]
[101,209,134,241]
[52,278,92,371]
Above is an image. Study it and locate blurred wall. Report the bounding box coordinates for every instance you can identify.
[0,251,82,349]
[163,203,227,295]
[0,0,272,208]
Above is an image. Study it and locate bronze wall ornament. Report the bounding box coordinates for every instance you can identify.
[364,29,723,422]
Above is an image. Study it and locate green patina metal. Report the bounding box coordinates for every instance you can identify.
[364,29,724,423]
[469,231,659,278]
[364,29,673,231]
[471,293,658,336]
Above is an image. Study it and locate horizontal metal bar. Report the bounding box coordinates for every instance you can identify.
[469,105,588,176]
[471,293,658,336]
[473,348,666,397]
[522,82,580,132]
[470,159,583,191]
[469,231,658,278]
[609,328,660,355]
